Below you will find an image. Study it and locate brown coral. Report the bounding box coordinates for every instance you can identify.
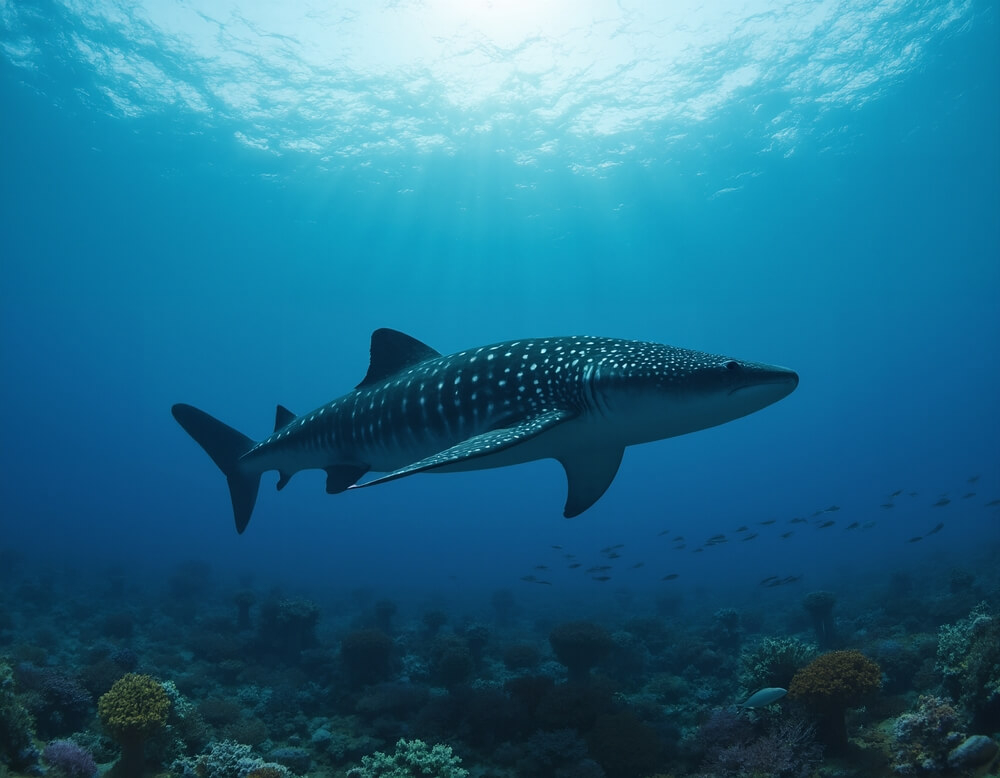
[789,650,881,751]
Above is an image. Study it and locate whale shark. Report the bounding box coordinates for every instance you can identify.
[172,329,798,533]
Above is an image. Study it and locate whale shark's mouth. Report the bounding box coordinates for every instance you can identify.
[728,371,799,396]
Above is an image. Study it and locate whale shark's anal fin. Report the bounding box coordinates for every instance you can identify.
[350,409,575,489]
[558,446,624,518]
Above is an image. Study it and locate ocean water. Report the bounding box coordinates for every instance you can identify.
[1,2,998,777]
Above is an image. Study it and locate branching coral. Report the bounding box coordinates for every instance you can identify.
[936,601,1000,730]
[346,738,468,778]
[738,636,817,695]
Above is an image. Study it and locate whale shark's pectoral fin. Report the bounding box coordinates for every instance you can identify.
[325,464,370,493]
[558,446,625,518]
[350,409,576,489]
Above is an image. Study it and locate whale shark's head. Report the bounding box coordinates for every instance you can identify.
[591,342,798,443]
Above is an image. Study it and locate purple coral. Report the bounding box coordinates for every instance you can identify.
[42,740,98,778]
[701,719,821,778]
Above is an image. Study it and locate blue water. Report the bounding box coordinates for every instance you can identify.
[1,2,999,774]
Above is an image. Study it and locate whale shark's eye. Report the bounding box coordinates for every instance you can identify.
[724,360,740,371]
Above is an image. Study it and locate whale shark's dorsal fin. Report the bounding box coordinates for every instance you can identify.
[274,404,296,431]
[357,328,441,388]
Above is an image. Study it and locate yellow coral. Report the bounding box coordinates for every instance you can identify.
[98,673,171,740]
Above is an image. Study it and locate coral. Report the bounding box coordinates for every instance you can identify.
[341,629,393,687]
[788,650,881,751]
[701,719,821,778]
[549,621,614,680]
[98,673,171,778]
[891,695,967,775]
[15,664,93,737]
[586,711,662,778]
[506,728,588,777]
[502,643,541,671]
[936,601,1000,730]
[266,746,310,774]
[257,599,320,660]
[429,636,473,689]
[0,659,40,771]
[346,738,468,778]
[802,591,837,648]
[171,740,290,778]
[374,600,398,633]
[42,739,98,778]
[421,610,447,637]
[738,636,817,696]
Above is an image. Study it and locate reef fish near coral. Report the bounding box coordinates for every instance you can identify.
[173,328,797,532]
[740,687,788,708]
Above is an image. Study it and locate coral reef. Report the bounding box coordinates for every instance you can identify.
[891,694,967,775]
[936,601,1000,730]
[738,636,817,695]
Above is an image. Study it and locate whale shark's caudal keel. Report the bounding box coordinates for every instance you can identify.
[172,329,798,533]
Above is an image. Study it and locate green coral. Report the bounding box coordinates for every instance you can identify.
[98,673,171,740]
[347,738,468,778]
[98,673,171,778]
[738,636,817,695]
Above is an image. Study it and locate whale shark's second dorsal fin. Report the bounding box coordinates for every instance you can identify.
[274,404,296,431]
[357,328,441,388]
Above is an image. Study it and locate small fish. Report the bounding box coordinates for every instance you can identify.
[880,503,895,509]
[908,536,923,543]
[962,492,976,499]
[742,532,758,541]
[657,529,671,536]
[673,543,686,550]
[781,531,794,538]
[845,522,859,530]
[933,497,951,508]
[825,505,841,512]
[662,573,680,580]
[592,575,612,582]
[789,517,807,524]
[586,565,611,573]
[766,578,784,587]
[926,522,944,536]
[817,520,835,529]
[735,525,749,532]
[968,474,980,483]
[568,563,582,569]
[631,562,644,569]
[759,519,776,525]
[520,575,537,582]
[890,489,903,498]
[605,552,622,559]
[780,575,802,584]
[693,548,704,553]
[810,510,823,517]
[534,580,553,585]
[862,521,877,529]
[708,534,726,542]
[535,565,549,570]
[986,499,1000,507]
[551,545,563,549]
[673,536,685,542]
[759,575,778,585]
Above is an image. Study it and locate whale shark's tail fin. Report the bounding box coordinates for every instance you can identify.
[172,403,260,534]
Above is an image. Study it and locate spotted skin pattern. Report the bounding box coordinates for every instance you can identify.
[172,329,798,532]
